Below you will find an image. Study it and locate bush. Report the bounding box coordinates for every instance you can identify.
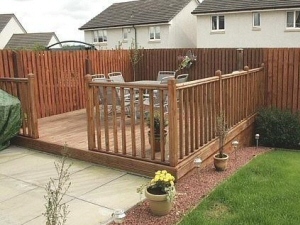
[255,107,300,149]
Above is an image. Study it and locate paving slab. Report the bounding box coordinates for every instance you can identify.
[0,145,150,225]
[79,173,148,210]
[0,146,35,164]
[68,165,127,196]
[0,176,37,203]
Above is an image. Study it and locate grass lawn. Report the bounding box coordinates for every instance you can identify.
[179,150,300,225]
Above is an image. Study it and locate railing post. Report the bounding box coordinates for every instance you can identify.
[168,78,178,167]
[244,66,250,117]
[260,63,266,108]
[85,74,96,150]
[27,73,39,138]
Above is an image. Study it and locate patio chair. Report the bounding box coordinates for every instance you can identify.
[156,71,176,81]
[108,72,125,83]
[176,74,189,83]
[93,77,131,115]
[91,74,106,79]
[143,76,171,113]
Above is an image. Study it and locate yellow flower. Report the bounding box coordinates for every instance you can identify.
[170,181,174,186]
[154,175,159,181]
[155,170,161,175]
[162,170,167,174]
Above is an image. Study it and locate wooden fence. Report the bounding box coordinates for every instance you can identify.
[85,65,265,177]
[0,74,39,138]
[265,48,300,113]
[1,48,300,118]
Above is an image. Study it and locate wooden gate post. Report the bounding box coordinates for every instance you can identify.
[168,78,178,167]
[85,74,96,150]
[27,73,39,138]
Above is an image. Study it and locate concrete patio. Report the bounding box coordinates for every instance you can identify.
[0,145,149,225]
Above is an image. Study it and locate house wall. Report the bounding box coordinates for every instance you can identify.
[169,0,198,48]
[49,36,61,48]
[196,9,300,48]
[0,17,26,49]
[83,0,199,49]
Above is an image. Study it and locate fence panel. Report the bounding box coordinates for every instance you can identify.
[0,74,38,138]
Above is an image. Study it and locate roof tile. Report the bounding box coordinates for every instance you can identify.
[80,0,191,30]
[192,0,300,14]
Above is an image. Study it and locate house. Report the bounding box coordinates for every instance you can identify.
[192,0,300,48]
[0,14,26,49]
[4,32,62,50]
[79,0,199,50]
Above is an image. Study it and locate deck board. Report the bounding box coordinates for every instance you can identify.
[37,109,170,159]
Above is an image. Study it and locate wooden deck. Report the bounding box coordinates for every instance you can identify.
[13,107,256,179]
[36,108,170,158]
[13,108,177,178]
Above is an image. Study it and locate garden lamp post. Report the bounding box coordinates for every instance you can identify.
[194,157,202,180]
[255,134,260,149]
[232,140,239,160]
[112,209,126,223]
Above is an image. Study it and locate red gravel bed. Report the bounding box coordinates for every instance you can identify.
[110,147,271,225]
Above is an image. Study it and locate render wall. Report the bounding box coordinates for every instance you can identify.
[0,17,26,49]
[196,10,300,48]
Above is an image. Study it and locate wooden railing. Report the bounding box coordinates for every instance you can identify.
[0,74,39,138]
[85,64,265,167]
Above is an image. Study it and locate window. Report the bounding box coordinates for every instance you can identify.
[253,12,261,27]
[287,11,300,28]
[212,15,225,31]
[93,30,107,43]
[149,26,160,40]
[123,28,128,41]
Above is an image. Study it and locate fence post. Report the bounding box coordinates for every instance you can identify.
[85,74,96,150]
[168,78,178,167]
[85,58,93,75]
[216,70,222,114]
[237,48,244,71]
[27,73,39,138]
[244,66,250,117]
[260,63,266,108]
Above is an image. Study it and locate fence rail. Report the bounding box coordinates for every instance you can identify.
[85,65,265,168]
[0,74,39,138]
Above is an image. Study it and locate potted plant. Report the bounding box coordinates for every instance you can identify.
[175,50,197,73]
[146,111,168,152]
[213,112,229,171]
[137,170,176,216]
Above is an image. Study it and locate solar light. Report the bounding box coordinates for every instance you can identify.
[112,209,126,223]
[194,157,202,181]
[194,157,202,168]
[232,140,239,159]
[255,134,260,149]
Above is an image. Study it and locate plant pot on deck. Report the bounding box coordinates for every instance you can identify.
[213,153,229,171]
[148,130,167,152]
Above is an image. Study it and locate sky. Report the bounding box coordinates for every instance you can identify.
[0,0,129,42]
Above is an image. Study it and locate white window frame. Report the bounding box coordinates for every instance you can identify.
[253,12,261,28]
[211,15,225,31]
[286,11,300,28]
[122,28,128,41]
[149,26,161,40]
[93,30,107,43]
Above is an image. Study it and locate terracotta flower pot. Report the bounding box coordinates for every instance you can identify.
[213,153,229,171]
[148,130,167,152]
[145,187,172,216]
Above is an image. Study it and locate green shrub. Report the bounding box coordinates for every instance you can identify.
[255,107,300,149]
